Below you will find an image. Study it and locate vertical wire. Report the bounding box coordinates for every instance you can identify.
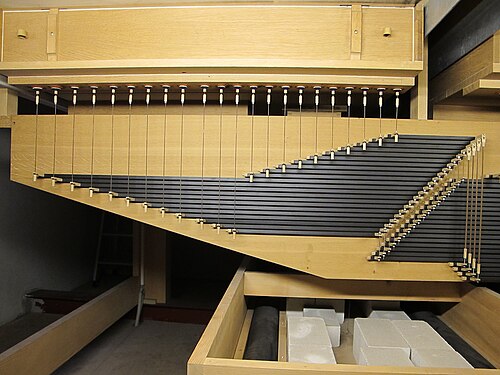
[179,85,187,217]
[314,86,320,163]
[477,137,485,278]
[90,87,97,189]
[126,86,134,201]
[200,85,207,222]
[282,86,288,172]
[217,86,224,228]
[377,88,385,146]
[298,86,304,169]
[330,87,336,159]
[250,86,256,175]
[109,86,116,195]
[362,88,367,150]
[33,88,41,180]
[265,86,272,176]
[468,144,476,266]
[394,88,401,142]
[233,86,240,233]
[144,85,152,206]
[464,147,471,264]
[51,87,59,179]
[472,139,480,271]
[70,87,78,185]
[161,85,169,213]
[346,87,353,154]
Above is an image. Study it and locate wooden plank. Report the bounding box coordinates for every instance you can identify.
[144,224,168,304]
[0,277,138,375]
[201,357,492,374]
[0,89,17,117]
[188,262,248,375]
[410,2,427,119]
[244,272,470,302]
[277,311,287,362]
[440,287,500,368]
[233,309,253,360]
[0,115,14,128]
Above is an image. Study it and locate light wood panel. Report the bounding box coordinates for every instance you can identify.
[10,115,500,180]
[233,309,253,360]
[201,357,494,374]
[0,277,138,375]
[243,272,470,302]
[441,287,500,368]
[2,11,49,62]
[188,263,247,375]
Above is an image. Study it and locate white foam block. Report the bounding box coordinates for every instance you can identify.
[359,347,414,367]
[369,310,411,321]
[411,348,472,368]
[316,299,345,323]
[353,318,410,364]
[288,345,337,364]
[303,308,341,347]
[287,317,331,347]
[392,320,452,350]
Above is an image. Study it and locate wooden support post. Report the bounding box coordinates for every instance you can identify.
[350,4,362,60]
[0,277,138,375]
[47,9,58,61]
[410,2,428,120]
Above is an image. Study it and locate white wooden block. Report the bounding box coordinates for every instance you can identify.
[288,345,337,364]
[411,348,472,368]
[359,347,414,367]
[353,318,410,364]
[369,310,411,320]
[287,317,331,347]
[326,325,341,347]
[392,320,452,350]
[286,310,303,319]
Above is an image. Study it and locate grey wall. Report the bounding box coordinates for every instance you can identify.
[0,129,101,325]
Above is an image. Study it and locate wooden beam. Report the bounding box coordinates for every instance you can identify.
[233,310,253,360]
[440,287,500,368]
[0,277,138,375]
[201,357,489,374]
[188,262,248,375]
[243,272,470,302]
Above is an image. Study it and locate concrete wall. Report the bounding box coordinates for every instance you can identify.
[0,128,100,325]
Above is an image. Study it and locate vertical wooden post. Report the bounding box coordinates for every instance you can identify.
[410,2,428,119]
[350,4,362,60]
[47,9,58,61]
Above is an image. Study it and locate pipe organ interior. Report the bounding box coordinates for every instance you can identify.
[1,1,499,374]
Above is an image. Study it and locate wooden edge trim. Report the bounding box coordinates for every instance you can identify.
[243,272,469,302]
[187,260,248,374]
[202,357,490,374]
[0,277,139,375]
[277,311,287,362]
[233,309,254,360]
[0,115,14,128]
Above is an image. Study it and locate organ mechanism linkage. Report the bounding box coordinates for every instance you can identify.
[29,85,490,282]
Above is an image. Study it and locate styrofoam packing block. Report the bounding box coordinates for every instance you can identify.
[353,318,410,364]
[286,310,303,318]
[369,310,411,320]
[288,344,337,364]
[303,308,341,347]
[326,325,341,348]
[391,320,452,350]
[361,300,401,317]
[359,347,414,367]
[411,348,472,368]
[316,298,345,324]
[287,317,331,347]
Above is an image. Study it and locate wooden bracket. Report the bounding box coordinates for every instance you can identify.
[47,9,58,61]
[351,4,362,60]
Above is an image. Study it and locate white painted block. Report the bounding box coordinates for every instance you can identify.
[326,325,341,348]
[392,320,452,350]
[353,318,410,364]
[287,317,331,347]
[411,348,472,368]
[287,298,345,323]
[369,310,411,320]
[286,310,303,319]
[288,345,337,364]
[359,347,414,367]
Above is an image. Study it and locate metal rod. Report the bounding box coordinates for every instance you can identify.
[330,87,337,160]
[126,85,135,205]
[32,87,42,181]
[161,85,169,216]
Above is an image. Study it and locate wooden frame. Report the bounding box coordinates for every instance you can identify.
[0,277,139,375]
[189,265,499,374]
